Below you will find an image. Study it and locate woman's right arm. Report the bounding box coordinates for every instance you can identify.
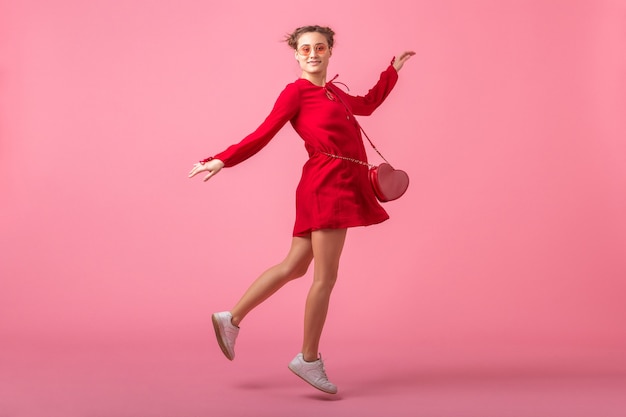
[189,83,300,182]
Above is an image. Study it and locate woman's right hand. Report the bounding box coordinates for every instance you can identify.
[188,158,225,182]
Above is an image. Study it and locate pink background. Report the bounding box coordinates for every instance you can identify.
[1,0,625,416]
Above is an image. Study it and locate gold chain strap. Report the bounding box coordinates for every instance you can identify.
[319,151,375,168]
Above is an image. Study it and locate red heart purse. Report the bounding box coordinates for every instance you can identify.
[369,163,410,202]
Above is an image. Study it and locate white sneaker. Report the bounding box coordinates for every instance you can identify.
[288,353,338,394]
[211,311,239,360]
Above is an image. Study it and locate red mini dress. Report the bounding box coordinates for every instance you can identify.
[212,63,399,237]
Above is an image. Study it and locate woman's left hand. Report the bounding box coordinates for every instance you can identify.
[393,51,416,72]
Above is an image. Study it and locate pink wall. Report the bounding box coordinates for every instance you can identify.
[2,0,625,366]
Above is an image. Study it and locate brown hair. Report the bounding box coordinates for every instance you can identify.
[285,25,335,49]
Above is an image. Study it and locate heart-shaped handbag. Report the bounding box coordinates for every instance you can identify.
[369,163,410,202]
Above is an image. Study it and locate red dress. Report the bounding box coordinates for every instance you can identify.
[212,63,399,237]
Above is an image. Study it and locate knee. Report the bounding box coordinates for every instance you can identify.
[313,271,338,289]
[281,260,310,280]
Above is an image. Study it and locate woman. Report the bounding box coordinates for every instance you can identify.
[188,25,414,394]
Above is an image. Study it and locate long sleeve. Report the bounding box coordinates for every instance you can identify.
[332,64,398,116]
[213,83,301,167]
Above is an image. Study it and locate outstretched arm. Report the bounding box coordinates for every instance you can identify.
[392,51,416,72]
[187,82,300,182]
[339,51,415,116]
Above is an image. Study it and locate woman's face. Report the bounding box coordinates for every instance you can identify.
[295,31,332,76]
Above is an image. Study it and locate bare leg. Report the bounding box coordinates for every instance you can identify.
[301,229,347,361]
[230,236,313,327]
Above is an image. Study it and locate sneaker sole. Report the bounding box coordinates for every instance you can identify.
[288,364,338,394]
[212,314,234,361]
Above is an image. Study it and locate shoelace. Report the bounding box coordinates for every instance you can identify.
[316,356,330,380]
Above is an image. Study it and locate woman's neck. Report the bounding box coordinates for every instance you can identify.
[301,71,327,87]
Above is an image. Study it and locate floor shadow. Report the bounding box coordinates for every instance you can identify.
[234,376,345,401]
[301,392,344,401]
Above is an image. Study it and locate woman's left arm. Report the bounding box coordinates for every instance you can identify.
[342,50,416,116]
